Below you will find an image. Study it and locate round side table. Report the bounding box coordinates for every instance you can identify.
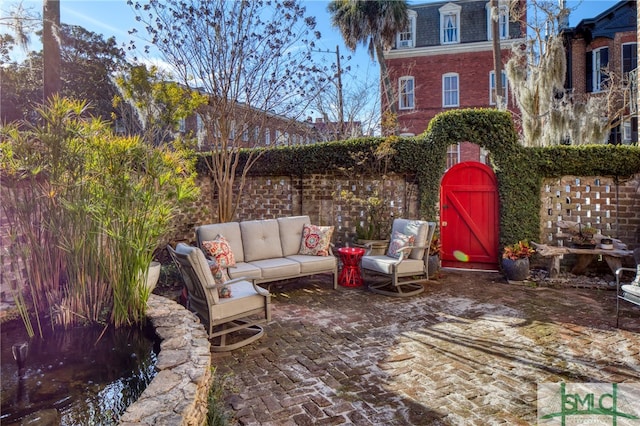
[337,247,366,287]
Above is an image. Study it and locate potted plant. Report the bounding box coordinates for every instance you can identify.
[428,234,441,278]
[502,241,535,281]
[569,225,597,249]
[340,190,391,254]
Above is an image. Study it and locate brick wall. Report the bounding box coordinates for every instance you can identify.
[177,172,419,247]
[2,171,639,302]
[540,175,640,247]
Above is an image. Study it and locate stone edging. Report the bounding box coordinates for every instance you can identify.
[119,294,211,425]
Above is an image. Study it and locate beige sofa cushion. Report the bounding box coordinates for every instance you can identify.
[227,262,262,280]
[196,222,245,262]
[278,216,310,256]
[240,219,283,262]
[287,255,337,274]
[249,258,300,279]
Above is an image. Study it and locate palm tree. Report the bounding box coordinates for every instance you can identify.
[43,0,61,101]
[328,0,408,130]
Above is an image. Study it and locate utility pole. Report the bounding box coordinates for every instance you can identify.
[336,45,345,138]
[311,46,345,139]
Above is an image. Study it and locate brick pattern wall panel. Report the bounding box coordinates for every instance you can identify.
[540,174,640,249]
[234,176,300,220]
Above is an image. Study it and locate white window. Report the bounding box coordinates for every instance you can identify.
[623,120,632,143]
[489,70,508,105]
[446,143,460,169]
[242,126,249,142]
[397,10,417,48]
[480,147,489,164]
[439,3,461,45]
[593,47,608,92]
[275,130,284,145]
[399,76,415,110]
[443,73,459,107]
[230,120,236,139]
[196,114,205,147]
[196,114,204,132]
[178,118,186,133]
[486,2,509,40]
[265,128,271,145]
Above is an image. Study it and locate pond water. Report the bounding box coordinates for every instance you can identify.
[1,320,159,425]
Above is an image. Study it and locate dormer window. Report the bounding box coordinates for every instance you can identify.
[486,1,509,40]
[397,10,417,49]
[439,3,461,45]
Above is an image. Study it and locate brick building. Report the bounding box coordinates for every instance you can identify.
[384,0,526,166]
[307,117,364,142]
[179,105,319,150]
[563,0,637,144]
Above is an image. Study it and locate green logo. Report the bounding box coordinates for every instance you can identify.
[538,383,640,425]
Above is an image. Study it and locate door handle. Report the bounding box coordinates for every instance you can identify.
[442,221,447,227]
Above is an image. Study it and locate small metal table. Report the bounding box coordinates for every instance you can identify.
[337,247,366,287]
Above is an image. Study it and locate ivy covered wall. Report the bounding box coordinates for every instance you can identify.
[213,108,640,250]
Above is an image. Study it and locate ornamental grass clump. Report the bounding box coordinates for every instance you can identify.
[0,97,199,336]
[502,241,536,260]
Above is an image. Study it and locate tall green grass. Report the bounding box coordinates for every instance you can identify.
[0,97,198,335]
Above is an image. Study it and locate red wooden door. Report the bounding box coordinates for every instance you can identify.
[440,162,499,270]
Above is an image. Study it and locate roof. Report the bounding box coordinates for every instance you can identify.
[568,0,636,41]
[406,0,523,47]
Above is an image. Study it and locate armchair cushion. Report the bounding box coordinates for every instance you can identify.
[622,284,640,304]
[299,224,334,256]
[362,256,425,275]
[387,231,415,258]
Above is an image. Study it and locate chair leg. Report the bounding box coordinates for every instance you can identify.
[367,271,426,297]
[209,319,266,352]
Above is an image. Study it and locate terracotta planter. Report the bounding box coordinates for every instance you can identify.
[354,239,389,255]
[502,257,530,281]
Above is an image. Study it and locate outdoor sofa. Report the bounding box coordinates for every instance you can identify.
[195,215,338,289]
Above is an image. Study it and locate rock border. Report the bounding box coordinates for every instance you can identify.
[119,294,211,425]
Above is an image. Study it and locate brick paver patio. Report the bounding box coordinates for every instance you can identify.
[211,269,640,425]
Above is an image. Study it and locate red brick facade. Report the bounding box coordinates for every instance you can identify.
[564,0,637,144]
[384,0,526,163]
[388,47,517,136]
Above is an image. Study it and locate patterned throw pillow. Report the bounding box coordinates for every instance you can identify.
[387,230,415,259]
[202,234,236,268]
[299,224,334,256]
[208,260,232,298]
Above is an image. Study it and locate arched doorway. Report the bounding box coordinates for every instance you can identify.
[440,162,499,270]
